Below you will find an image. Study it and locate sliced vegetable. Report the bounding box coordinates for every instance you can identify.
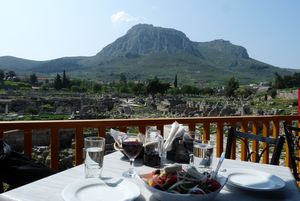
[145,165,221,194]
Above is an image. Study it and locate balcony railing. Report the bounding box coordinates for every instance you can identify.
[0,115,299,170]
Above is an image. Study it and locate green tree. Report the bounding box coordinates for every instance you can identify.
[225,77,239,97]
[26,107,38,119]
[132,83,146,95]
[120,73,127,85]
[168,87,181,95]
[29,73,38,86]
[181,85,199,95]
[293,72,300,87]
[62,70,70,88]
[71,85,87,92]
[41,84,50,91]
[0,70,4,84]
[174,74,178,88]
[268,88,277,99]
[5,70,16,80]
[54,73,62,90]
[201,87,215,95]
[70,78,82,86]
[235,86,255,98]
[146,77,170,96]
[274,72,285,89]
[119,85,130,93]
[93,83,102,93]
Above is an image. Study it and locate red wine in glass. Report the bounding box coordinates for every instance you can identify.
[121,135,143,178]
[122,141,143,159]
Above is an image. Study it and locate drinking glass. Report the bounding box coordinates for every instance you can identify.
[121,134,143,178]
[143,129,162,167]
[183,131,200,154]
[192,140,214,173]
[84,137,105,178]
[183,130,201,165]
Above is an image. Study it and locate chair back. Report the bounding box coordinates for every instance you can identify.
[225,127,285,165]
[283,121,300,181]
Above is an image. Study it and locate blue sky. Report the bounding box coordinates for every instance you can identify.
[0,0,299,69]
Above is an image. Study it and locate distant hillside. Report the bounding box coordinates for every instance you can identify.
[0,56,45,71]
[30,56,88,73]
[0,24,296,85]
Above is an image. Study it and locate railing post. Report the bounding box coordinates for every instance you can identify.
[189,123,196,132]
[252,121,259,162]
[0,129,3,139]
[229,123,236,160]
[202,122,210,142]
[285,120,293,167]
[119,126,127,133]
[75,127,84,165]
[51,128,59,170]
[24,129,32,157]
[216,121,223,157]
[240,121,248,161]
[138,125,146,135]
[262,121,270,164]
[272,119,280,139]
[157,125,164,137]
[98,127,106,138]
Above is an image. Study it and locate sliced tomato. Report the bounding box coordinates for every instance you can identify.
[207,179,221,192]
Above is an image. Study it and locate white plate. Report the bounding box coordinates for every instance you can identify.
[223,168,285,192]
[62,178,140,201]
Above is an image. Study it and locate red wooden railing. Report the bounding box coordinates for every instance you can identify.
[0,115,299,171]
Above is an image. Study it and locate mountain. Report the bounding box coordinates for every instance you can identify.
[0,24,296,85]
[30,56,88,73]
[0,56,46,71]
[94,24,202,61]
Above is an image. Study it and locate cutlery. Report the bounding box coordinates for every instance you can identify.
[212,152,225,179]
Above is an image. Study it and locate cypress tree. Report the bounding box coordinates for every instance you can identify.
[174,74,178,88]
[54,73,62,90]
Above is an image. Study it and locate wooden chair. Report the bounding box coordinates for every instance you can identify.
[0,140,56,192]
[283,121,300,181]
[225,127,285,165]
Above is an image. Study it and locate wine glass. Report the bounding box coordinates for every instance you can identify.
[121,134,143,178]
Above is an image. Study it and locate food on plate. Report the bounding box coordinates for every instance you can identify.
[143,164,221,194]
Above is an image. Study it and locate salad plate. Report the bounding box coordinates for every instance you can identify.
[139,165,227,201]
[62,178,140,201]
[222,168,285,192]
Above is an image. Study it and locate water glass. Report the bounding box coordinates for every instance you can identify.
[84,137,105,178]
[192,140,214,172]
[143,129,162,167]
[183,131,201,154]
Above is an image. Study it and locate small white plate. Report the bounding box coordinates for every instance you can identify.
[223,168,285,192]
[62,178,140,201]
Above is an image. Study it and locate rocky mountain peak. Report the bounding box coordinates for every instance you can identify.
[96,24,202,60]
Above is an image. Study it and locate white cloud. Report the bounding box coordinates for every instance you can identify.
[111,11,139,24]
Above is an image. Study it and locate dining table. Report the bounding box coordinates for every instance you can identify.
[0,151,299,201]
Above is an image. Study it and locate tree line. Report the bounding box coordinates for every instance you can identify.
[273,72,300,89]
[0,69,260,98]
[0,70,219,96]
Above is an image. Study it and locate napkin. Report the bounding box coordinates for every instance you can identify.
[109,128,126,146]
[109,129,145,146]
[163,121,186,151]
